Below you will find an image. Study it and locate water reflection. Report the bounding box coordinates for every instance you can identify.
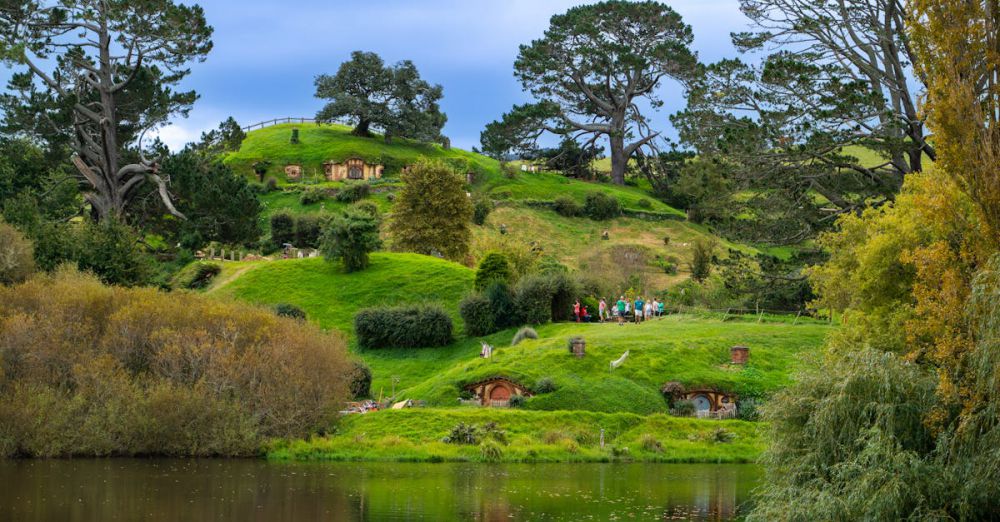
[0,460,761,521]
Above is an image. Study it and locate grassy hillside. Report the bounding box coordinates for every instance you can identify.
[269,409,765,463]
[225,123,495,181]
[203,253,828,414]
[209,253,474,333]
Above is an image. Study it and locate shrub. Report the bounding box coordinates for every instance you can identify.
[0,222,35,285]
[534,377,557,394]
[274,303,306,320]
[508,394,526,408]
[442,422,478,445]
[689,237,717,282]
[299,187,327,205]
[0,269,352,457]
[320,209,382,272]
[75,220,153,287]
[270,211,296,248]
[475,252,512,291]
[583,191,621,220]
[459,293,494,337]
[640,433,663,453]
[354,304,453,349]
[487,281,519,329]
[349,361,372,398]
[294,214,325,249]
[481,421,508,444]
[553,195,582,217]
[171,261,221,290]
[515,274,555,325]
[511,326,538,346]
[336,181,370,203]
[636,198,652,209]
[548,271,580,322]
[480,439,503,462]
[671,399,696,417]
[472,197,492,226]
[353,201,379,217]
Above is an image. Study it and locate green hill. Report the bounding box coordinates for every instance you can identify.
[205,255,829,415]
[209,253,474,334]
[201,122,832,425]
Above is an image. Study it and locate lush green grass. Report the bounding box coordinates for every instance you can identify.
[473,205,758,288]
[209,253,474,334]
[268,408,764,463]
[205,252,830,414]
[225,123,495,181]
[382,316,831,414]
[482,170,683,215]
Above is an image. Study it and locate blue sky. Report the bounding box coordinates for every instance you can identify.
[149,0,749,151]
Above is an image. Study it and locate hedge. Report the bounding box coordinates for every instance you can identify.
[354,304,453,349]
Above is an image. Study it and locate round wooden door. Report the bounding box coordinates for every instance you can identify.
[693,394,712,411]
[490,386,511,402]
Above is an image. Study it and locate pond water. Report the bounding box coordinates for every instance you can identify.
[0,460,762,521]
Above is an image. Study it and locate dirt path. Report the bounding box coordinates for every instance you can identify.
[206,263,260,293]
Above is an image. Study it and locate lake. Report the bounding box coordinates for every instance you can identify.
[0,460,761,521]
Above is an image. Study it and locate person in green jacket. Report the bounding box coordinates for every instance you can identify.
[634,296,645,324]
[615,296,627,326]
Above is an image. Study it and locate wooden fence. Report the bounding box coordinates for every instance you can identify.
[242,117,317,132]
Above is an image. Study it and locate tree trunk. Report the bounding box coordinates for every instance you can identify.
[609,133,627,185]
[353,119,372,137]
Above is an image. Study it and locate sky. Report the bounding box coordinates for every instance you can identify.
[140,1,749,151]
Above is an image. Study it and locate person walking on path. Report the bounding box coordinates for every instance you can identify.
[573,300,582,323]
[644,299,653,321]
[658,298,665,318]
[634,296,645,324]
[616,296,627,325]
[598,298,608,323]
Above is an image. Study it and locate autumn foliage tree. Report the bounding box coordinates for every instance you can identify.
[388,160,472,262]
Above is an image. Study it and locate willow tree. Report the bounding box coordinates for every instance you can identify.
[484,1,697,185]
[0,0,213,222]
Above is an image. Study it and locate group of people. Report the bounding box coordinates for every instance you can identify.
[572,296,666,324]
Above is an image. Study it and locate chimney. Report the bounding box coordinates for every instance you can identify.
[730,345,750,365]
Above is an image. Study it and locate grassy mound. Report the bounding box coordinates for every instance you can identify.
[381,316,831,414]
[209,253,474,334]
[268,408,764,463]
[225,123,495,181]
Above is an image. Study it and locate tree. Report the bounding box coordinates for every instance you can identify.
[314,51,446,142]
[190,117,245,157]
[0,0,213,222]
[484,1,697,185]
[148,152,262,248]
[672,0,931,243]
[910,0,1000,244]
[388,160,472,262]
[320,208,382,272]
[535,137,603,179]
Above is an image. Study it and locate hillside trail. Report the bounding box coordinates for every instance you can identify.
[207,263,261,293]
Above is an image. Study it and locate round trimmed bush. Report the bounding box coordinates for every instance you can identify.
[475,252,512,291]
[583,191,621,220]
[459,293,495,337]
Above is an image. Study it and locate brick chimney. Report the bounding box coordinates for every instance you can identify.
[730,345,750,365]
